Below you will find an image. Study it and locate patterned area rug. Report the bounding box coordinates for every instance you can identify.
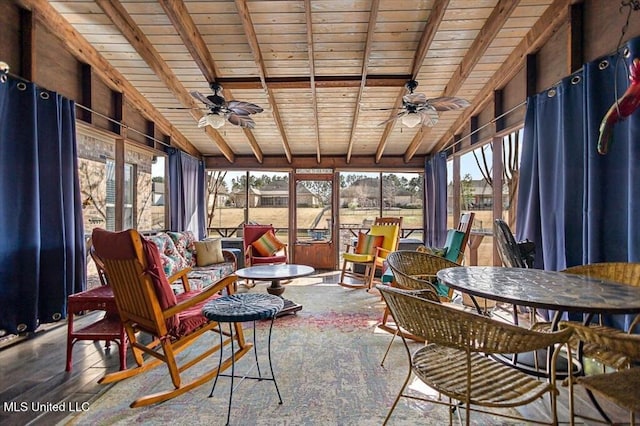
[60,276,519,425]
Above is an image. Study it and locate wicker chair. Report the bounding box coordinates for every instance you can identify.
[560,321,640,425]
[378,285,573,426]
[378,250,455,365]
[535,263,640,369]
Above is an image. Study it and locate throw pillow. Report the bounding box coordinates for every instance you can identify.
[252,231,286,257]
[194,239,225,266]
[427,246,448,257]
[355,232,385,255]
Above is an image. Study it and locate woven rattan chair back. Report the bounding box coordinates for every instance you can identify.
[562,262,640,364]
[377,284,573,426]
[385,250,460,299]
[560,321,640,424]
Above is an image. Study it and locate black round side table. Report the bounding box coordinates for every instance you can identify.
[202,293,284,426]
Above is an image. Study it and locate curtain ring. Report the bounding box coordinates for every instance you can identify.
[623,47,630,58]
[571,75,581,84]
[17,82,27,90]
[16,323,27,332]
[52,312,62,321]
[0,329,6,337]
[40,91,50,100]
[0,74,6,83]
[547,88,556,97]
[598,60,609,70]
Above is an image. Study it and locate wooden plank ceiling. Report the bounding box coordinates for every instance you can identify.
[40,0,561,164]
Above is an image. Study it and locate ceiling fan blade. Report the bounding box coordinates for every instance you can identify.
[227,113,256,128]
[403,92,428,105]
[420,110,440,127]
[161,106,208,110]
[427,96,470,111]
[227,100,263,115]
[190,91,216,107]
[378,111,407,126]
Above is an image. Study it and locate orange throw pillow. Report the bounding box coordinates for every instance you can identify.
[355,232,384,255]
[252,231,286,256]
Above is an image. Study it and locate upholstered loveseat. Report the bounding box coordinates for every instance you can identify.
[146,231,237,293]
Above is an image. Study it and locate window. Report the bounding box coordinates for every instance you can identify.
[123,163,134,229]
[205,170,289,238]
[105,159,116,231]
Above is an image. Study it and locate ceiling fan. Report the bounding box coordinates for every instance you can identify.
[190,82,263,129]
[379,80,470,128]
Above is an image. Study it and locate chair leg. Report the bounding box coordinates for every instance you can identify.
[339,259,348,283]
[380,329,398,367]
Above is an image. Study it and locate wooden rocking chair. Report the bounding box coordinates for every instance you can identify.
[91,228,252,408]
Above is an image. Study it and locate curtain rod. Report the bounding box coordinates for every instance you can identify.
[0,60,173,150]
[440,100,527,154]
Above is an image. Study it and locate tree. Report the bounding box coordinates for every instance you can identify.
[206,171,227,228]
[461,173,475,210]
[472,131,520,226]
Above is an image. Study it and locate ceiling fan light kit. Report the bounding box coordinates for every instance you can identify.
[401,113,423,128]
[198,114,226,129]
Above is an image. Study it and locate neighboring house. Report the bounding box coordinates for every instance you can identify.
[228,181,320,207]
[448,179,509,210]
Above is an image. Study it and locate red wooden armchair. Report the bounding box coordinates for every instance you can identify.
[242,223,288,267]
[91,228,251,408]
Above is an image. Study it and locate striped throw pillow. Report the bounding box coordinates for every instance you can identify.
[355,232,384,255]
[252,231,286,256]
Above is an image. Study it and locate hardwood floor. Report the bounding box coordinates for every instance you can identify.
[0,274,633,425]
[0,311,120,426]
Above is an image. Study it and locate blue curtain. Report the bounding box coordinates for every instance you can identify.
[0,76,85,334]
[424,152,448,247]
[168,148,206,239]
[518,36,640,329]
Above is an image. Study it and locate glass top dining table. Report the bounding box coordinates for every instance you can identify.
[437,266,640,379]
[437,266,640,320]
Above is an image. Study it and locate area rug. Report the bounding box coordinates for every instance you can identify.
[60,276,519,425]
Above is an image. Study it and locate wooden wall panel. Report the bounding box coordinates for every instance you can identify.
[583,0,640,62]
[34,21,81,101]
[477,100,494,143]
[536,22,569,92]
[502,66,526,130]
[124,99,148,145]
[91,74,114,132]
[0,2,22,76]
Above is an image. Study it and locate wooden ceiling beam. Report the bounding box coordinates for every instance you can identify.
[94,0,235,162]
[204,154,425,171]
[346,0,380,163]
[304,0,321,164]
[375,0,450,163]
[16,0,201,157]
[432,0,572,155]
[215,75,411,90]
[404,0,520,162]
[234,0,293,163]
[159,0,263,163]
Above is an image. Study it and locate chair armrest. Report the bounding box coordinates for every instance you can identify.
[222,249,237,270]
[375,247,392,258]
[167,267,193,293]
[164,275,237,318]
